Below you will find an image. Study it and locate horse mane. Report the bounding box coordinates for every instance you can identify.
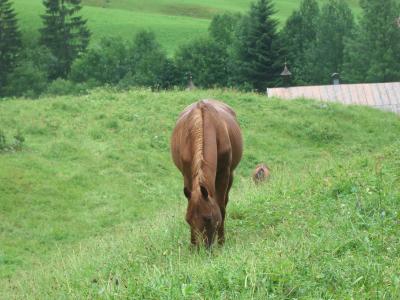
[190,101,206,188]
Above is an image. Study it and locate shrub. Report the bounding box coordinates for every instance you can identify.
[5,61,48,98]
[45,79,93,96]
[175,38,228,88]
[209,12,242,47]
[70,37,129,85]
[46,79,76,95]
[4,44,54,98]
[121,30,176,89]
[157,58,180,90]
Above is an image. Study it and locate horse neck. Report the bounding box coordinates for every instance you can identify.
[189,103,216,195]
[190,105,205,190]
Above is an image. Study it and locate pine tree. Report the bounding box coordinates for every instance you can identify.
[0,0,21,95]
[40,0,90,79]
[282,0,319,85]
[343,0,400,83]
[233,0,282,91]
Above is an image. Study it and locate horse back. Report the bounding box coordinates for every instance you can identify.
[171,100,242,179]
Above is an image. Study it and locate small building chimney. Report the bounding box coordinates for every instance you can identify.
[331,73,340,85]
[280,62,292,87]
[186,72,196,91]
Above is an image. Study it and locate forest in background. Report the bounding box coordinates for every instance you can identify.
[0,0,399,98]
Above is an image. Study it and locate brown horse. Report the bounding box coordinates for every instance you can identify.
[171,100,243,247]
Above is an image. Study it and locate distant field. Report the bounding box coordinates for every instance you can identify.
[1,88,399,298]
[13,0,360,53]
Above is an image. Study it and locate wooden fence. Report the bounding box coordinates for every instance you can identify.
[267,82,400,114]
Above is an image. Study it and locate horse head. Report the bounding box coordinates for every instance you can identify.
[183,185,222,248]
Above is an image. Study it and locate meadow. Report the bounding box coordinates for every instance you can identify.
[13,0,361,53]
[1,88,399,298]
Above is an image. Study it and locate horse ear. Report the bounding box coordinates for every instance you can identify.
[183,187,191,200]
[200,185,209,200]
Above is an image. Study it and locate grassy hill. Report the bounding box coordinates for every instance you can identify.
[1,89,399,298]
[13,0,361,53]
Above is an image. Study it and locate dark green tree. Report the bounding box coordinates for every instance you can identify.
[343,0,400,83]
[40,0,90,79]
[209,12,242,48]
[303,0,354,84]
[232,0,282,91]
[70,37,129,85]
[175,38,228,88]
[5,45,53,97]
[209,12,243,87]
[158,58,180,90]
[0,0,21,95]
[282,0,319,84]
[120,30,177,89]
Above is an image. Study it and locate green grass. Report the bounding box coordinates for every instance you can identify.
[0,88,399,298]
[13,0,361,54]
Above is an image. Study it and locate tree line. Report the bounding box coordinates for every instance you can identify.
[1,0,399,98]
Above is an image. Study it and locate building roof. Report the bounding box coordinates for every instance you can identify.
[280,63,292,76]
[267,82,400,114]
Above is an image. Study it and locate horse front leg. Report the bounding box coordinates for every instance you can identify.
[215,168,232,245]
[218,207,226,245]
[218,172,234,245]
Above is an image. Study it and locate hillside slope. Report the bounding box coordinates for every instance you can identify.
[13,0,361,53]
[1,89,399,298]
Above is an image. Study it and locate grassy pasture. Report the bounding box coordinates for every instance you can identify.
[13,0,361,54]
[0,88,399,298]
